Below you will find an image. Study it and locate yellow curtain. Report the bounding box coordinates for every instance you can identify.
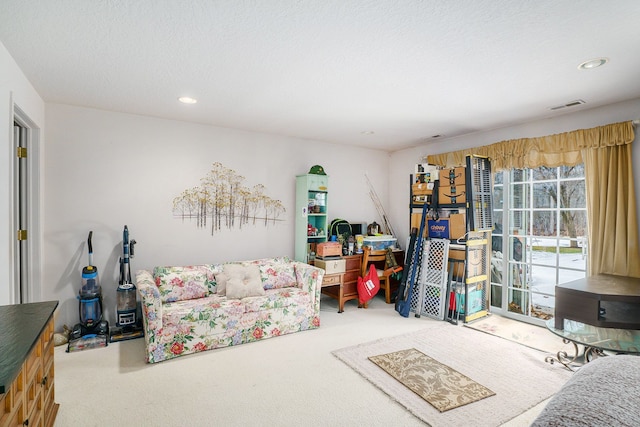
[427,121,639,278]
[583,141,640,277]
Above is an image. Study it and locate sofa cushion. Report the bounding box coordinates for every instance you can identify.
[243,288,312,313]
[162,295,247,328]
[222,264,265,299]
[153,265,216,303]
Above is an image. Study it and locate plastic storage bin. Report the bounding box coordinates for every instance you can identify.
[363,235,397,250]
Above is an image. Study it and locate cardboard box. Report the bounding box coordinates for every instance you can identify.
[415,164,440,183]
[314,258,346,274]
[455,288,484,314]
[412,194,431,205]
[449,248,466,278]
[316,242,342,258]
[411,182,433,196]
[449,213,466,239]
[428,219,449,239]
[411,213,422,230]
[466,247,484,277]
[439,184,466,204]
[440,167,466,187]
[448,247,483,278]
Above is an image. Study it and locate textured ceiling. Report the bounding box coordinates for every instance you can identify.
[1,0,640,152]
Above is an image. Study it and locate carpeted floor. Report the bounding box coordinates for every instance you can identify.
[53,296,570,426]
[333,323,572,427]
[463,313,573,355]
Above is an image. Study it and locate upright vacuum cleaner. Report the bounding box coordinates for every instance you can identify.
[67,231,109,352]
[110,225,144,342]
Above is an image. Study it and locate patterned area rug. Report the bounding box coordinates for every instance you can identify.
[333,322,572,427]
[369,348,495,412]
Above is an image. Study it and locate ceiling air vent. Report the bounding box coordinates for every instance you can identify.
[549,99,586,111]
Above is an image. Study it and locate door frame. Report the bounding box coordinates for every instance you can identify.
[12,104,42,303]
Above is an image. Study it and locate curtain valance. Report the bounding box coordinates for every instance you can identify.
[426,121,634,171]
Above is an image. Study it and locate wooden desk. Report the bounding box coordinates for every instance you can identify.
[554,274,640,330]
[321,254,361,312]
[320,250,405,311]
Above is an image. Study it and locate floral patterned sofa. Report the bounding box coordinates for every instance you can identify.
[136,256,323,363]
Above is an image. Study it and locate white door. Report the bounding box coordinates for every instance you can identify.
[13,121,28,303]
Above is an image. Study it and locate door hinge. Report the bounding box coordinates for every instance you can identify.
[17,229,27,241]
[17,147,27,158]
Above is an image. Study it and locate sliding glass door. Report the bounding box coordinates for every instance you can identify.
[490,166,588,325]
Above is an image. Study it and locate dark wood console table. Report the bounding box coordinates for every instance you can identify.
[0,301,59,427]
[554,274,640,330]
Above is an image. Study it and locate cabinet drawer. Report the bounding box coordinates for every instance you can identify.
[42,319,54,361]
[43,337,54,367]
[343,270,360,283]
[1,369,22,424]
[43,390,56,427]
[343,280,358,296]
[25,363,43,420]
[3,400,24,427]
[344,256,362,271]
[322,274,342,286]
[25,342,41,386]
[315,259,345,274]
[42,356,54,393]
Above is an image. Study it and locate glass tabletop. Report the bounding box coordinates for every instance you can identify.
[546,318,640,354]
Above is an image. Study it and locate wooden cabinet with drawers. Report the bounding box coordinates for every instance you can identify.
[0,301,59,427]
[320,254,362,313]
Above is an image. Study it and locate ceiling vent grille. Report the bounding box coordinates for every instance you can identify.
[549,99,586,111]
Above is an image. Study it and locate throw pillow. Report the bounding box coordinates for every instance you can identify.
[153,270,210,303]
[222,264,265,299]
[259,261,296,289]
[214,270,230,297]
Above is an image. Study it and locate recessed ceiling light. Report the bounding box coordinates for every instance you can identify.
[178,96,198,104]
[361,131,374,135]
[578,57,609,70]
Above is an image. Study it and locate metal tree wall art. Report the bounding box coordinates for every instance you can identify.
[173,162,286,234]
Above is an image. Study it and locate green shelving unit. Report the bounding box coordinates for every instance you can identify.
[295,173,329,263]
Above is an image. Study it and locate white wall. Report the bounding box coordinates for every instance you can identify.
[7,30,640,332]
[0,42,45,305]
[44,104,390,330]
[389,98,640,253]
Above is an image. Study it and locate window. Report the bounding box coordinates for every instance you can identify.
[491,165,587,324]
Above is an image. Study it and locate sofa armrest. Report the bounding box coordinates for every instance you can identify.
[293,261,324,314]
[136,269,163,362]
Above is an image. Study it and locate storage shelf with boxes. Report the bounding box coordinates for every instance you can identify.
[409,159,492,323]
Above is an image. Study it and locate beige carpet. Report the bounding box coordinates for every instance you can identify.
[333,323,572,427]
[53,295,564,426]
[463,314,572,354]
[369,348,495,412]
